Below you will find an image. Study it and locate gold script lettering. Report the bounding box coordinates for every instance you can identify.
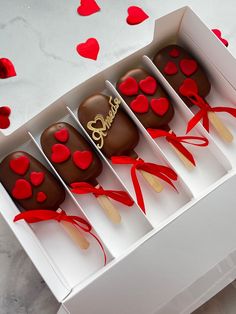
[87,96,121,149]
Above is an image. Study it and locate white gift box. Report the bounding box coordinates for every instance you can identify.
[0,6,236,314]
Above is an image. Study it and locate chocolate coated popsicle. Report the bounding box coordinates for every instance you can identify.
[153,44,234,142]
[117,68,208,169]
[0,151,89,248]
[41,122,124,223]
[78,94,178,212]
[117,68,174,130]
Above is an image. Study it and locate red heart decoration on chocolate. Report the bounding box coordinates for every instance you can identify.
[164,61,178,75]
[51,144,71,163]
[212,29,229,47]
[77,0,100,16]
[54,128,69,143]
[73,150,93,170]
[0,106,11,129]
[126,6,149,25]
[30,172,45,187]
[12,179,32,200]
[10,156,30,175]
[0,58,16,79]
[139,76,157,95]
[169,48,180,58]
[180,59,198,76]
[130,95,149,113]
[179,78,198,96]
[76,38,100,60]
[150,98,170,116]
[118,77,139,96]
[36,191,47,203]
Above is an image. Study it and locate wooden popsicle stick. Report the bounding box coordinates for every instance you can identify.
[57,209,89,249]
[169,143,195,170]
[140,170,164,193]
[208,111,233,143]
[95,185,121,224]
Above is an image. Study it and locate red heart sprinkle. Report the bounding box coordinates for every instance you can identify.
[126,6,149,25]
[0,58,16,79]
[77,0,100,16]
[169,48,180,58]
[73,150,93,170]
[76,38,100,60]
[30,172,45,187]
[180,59,198,76]
[54,128,69,143]
[130,95,149,113]
[212,29,229,47]
[118,77,139,96]
[164,61,178,75]
[179,78,198,96]
[139,76,158,95]
[36,191,47,203]
[12,179,32,200]
[0,106,11,129]
[10,156,30,175]
[150,98,170,116]
[51,144,71,163]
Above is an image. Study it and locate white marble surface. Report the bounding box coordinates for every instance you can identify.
[0,0,236,313]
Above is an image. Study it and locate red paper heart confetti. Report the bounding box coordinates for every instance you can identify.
[150,98,170,116]
[0,106,11,129]
[180,59,198,76]
[139,76,158,95]
[30,172,45,187]
[73,150,93,170]
[179,78,198,96]
[76,38,100,60]
[0,58,16,79]
[54,128,69,143]
[212,29,228,47]
[130,95,149,113]
[36,191,47,203]
[118,77,139,96]
[12,179,32,200]
[169,48,180,58]
[77,0,100,16]
[164,61,178,75]
[10,156,30,175]
[51,144,71,163]
[126,6,149,25]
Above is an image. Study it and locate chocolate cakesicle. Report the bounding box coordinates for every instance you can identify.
[40,122,127,224]
[153,44,235,143]
[117,68,195,168]
[78,94,178,212]
[0,151,89,249]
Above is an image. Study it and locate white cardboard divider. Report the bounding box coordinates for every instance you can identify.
[29,114,153,258]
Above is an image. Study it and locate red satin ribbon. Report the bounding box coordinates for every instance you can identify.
[70,182,134,206]
[147,129,209,166]
[181,85,236,133]
[111,156,178,213]
[14,209,107,265]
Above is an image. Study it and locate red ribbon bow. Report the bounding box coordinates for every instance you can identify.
[14,209,107,265]
[70,182,134,206]
[147,129,209,166]
[179,78,236,132]
[111,156,178,213]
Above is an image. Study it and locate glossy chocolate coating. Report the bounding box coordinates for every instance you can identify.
[0,151,65,211]
[153,44,211,107]
[78,94,139,158]
[117,68,174,129]
[41,122,103,186]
